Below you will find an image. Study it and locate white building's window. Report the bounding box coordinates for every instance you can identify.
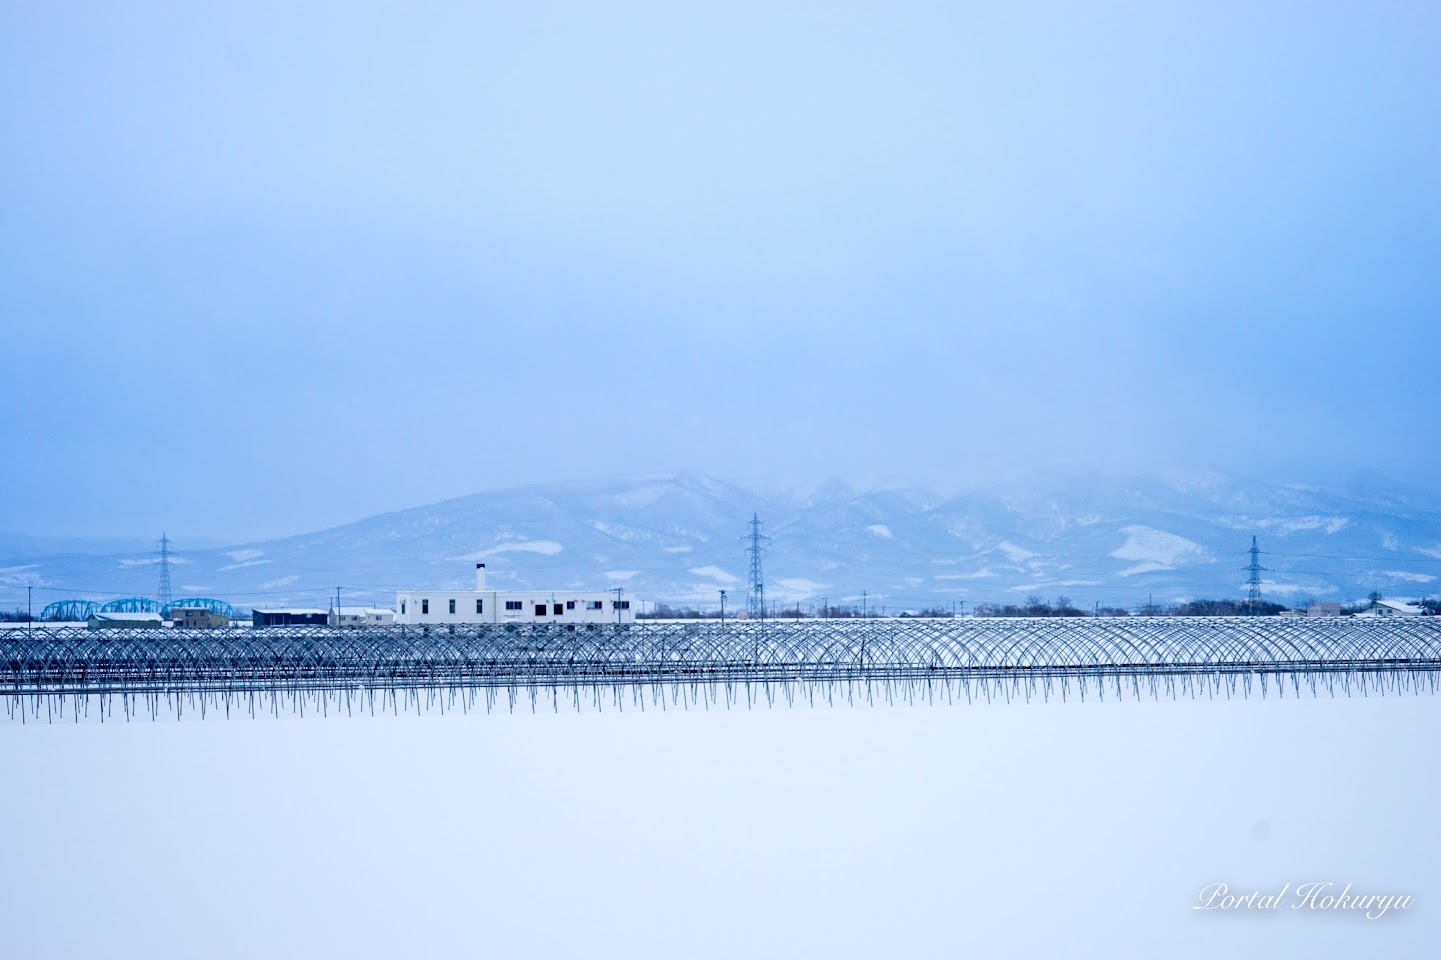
[475,599,483,614]
[586,600,603,611]
[401,602,406,615]
[449,598,456,615]
[422,599,429,615]
[566,600,576,610]
[612,600,630,610]
[505,600,522,611]
[534,604,546,616]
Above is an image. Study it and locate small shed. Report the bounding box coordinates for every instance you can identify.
[252,608,329,628]
[88,612,165,630]
[329,607,396,627]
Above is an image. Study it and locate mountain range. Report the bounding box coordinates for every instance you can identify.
[3,471,1440,616]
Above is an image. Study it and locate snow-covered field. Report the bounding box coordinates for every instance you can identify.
[2,695,1434,958]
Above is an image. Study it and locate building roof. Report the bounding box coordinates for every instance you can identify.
[91,612,164,622]
[256,608,328,616]
[395,588,627,597]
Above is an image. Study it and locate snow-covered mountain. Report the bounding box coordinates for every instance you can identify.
[4,472,1440,615]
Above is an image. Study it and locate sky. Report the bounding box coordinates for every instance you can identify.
[2,1,1439,541]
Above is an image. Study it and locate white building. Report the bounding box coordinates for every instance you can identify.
[396,563,635,625]
[329,607,395,627]
[1356,599,1422,618]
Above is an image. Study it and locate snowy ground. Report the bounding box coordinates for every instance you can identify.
[2,694,1436,958]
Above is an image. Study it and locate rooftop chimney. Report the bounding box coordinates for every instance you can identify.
[475,562,486,591]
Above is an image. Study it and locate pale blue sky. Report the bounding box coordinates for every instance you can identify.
[2,1,1438,540]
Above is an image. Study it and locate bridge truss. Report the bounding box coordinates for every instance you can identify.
[4,617,1439,721]
[39,600,99,621]
[99,598,165,614]
[166,598,237,618]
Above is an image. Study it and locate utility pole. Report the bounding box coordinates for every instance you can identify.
[719,589,726,620]
[821,597,827,619]
[862,590,867,618]
[335,587,341,628]
[27,585,32,637]
[615,587,623,624]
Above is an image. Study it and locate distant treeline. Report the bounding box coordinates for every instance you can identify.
[636,595,1441,619]
[10,597,1441,624]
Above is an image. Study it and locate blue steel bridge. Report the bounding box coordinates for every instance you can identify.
[39,597,237,621]
[3,616,1439,721]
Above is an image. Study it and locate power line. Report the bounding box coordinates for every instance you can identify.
[1269,553,1441,563]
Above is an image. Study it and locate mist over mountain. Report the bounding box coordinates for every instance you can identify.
[3,472,1439,616]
